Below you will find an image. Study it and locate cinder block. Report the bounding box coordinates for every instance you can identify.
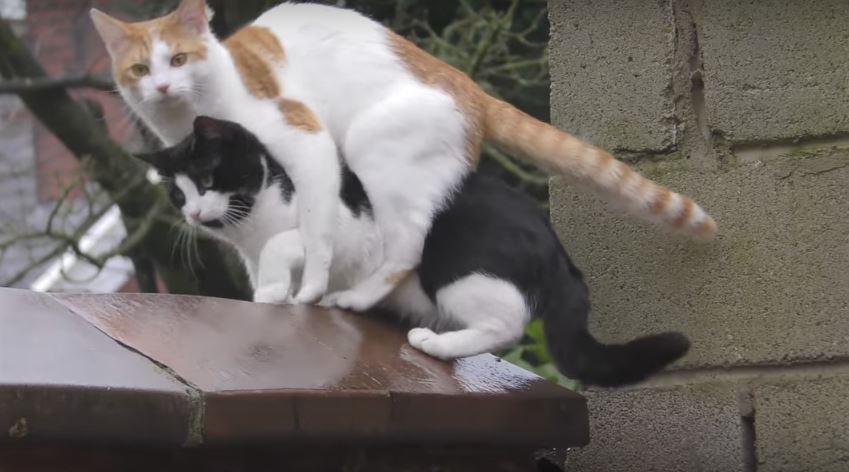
[696,0,849,143]
[549,0,675,152]
[566,383,744,471]
[754,373,849,472]
[549,147,849,369]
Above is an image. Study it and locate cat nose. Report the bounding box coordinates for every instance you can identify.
[189,210,201,221]
[156,84,170,95]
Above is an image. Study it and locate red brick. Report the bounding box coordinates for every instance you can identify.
[26,0,142,201]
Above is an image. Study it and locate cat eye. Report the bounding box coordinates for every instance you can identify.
[169,186,185,207]
[129,64,149,78]
[170,53,188,67]
[199,174,214,189]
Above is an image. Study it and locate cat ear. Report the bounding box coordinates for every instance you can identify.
[134,150,172,174]
[174,0,210,34]
[90,9,130,57]
[193,116,231,141]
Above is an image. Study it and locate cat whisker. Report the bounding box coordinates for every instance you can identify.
[168,220,183,262]
[190,224,204,271]
[180,224,195,278]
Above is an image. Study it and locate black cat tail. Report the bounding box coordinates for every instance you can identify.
[541,255,691,387]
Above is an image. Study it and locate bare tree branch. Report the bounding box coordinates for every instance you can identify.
[0,75,115,94]
[0,17,250,299]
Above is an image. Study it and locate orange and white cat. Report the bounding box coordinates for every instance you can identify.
[91,0,716,310]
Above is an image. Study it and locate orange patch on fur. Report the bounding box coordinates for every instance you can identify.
[385,270,413,285]
[696,218,716,238]
[619,165,636,184]
[159,17,208,61]
[278,99,322,133]
[105,13,208,87]
[595,150,615,174]
[388,32,485,164]
[108,23,153,86]
[224,26,285,99]
[651,189,671,215]
[674,198,695,228]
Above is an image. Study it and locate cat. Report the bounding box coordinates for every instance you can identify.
[92,0,716,312]
[135,115,691,387]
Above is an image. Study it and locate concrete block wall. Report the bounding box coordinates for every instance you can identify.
[547,0,849,470]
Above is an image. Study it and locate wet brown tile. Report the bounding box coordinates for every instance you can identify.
[52,294,376,391]
[203,391,297,443]
[50,292,588,448]
[293,389,392,440]
[204,390,392,444]
[0,288,194,446]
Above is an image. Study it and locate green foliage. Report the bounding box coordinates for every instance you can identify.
[500,319,582,390]
[385,0,551,202]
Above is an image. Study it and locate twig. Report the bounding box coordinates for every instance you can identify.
[45,175,84,234]
[484,144,549,186]
[487,57,548,74]
[0,75,115,94]
[1,201,112,286]
[468,0,517,78]
[3,244,66,287]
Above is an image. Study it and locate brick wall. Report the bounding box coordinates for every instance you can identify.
[26,0,139,201]
[548,0,849,470]
[0,0,144,288]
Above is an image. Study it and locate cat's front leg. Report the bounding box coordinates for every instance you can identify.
[263,129,340,305]
[253,230,306,304]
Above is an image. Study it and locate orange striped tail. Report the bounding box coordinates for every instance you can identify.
[483,97,716,239]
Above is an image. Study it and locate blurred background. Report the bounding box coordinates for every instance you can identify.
[0,0,567,384]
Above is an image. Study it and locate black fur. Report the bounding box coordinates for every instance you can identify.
[264,157,295,203]
[138,116,689,387]
[420,175,690,387]
[340,163,372,217]
[136,116,369,223]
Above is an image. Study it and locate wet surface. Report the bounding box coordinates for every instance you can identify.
[1,288,588,447]
[51,293,562,396]
[0,288,192,445]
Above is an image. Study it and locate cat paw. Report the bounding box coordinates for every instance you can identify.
[253,284,291,305]
[293,283,326,305]
[317,294,337,308]
[407,328,451,360]
[322,289,379,312]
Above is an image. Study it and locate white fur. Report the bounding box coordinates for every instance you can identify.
[257,230,530,360]
[404,274,529,360]
[174,175,231,222]
[174,158,380,303]
[246,199,528,361]
[106,2,472,307]
[178,159,526,361]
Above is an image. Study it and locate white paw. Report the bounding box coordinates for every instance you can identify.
[293,283,326,305]
[322,288,379,312]
[253,284,291,304]
[408,327,437,348]
[407,328,451,360]
[317,294,337,308]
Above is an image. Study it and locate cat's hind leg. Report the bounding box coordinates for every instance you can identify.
[253,230,305,304]
[407,274,529,360]
[325,86,471,312]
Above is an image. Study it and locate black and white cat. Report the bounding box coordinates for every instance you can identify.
[136,116,690,387]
